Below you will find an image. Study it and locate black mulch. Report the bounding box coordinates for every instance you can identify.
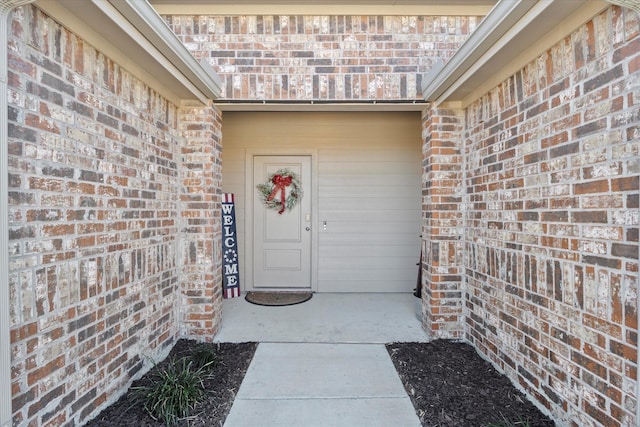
[387,340,556,427]
[86,339,555,427]
[86,340,257,427]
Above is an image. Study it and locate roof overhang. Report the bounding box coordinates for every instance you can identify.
[35,0,222,106]
[608,0,640,12]
[422,0,610,107]
[149,0,496,16]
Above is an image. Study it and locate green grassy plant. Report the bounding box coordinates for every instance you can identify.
[133,357,210,426]
[189,344,218,371]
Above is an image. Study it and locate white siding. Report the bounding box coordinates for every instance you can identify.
[222,111,421,292]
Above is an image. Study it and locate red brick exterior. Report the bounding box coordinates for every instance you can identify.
[420,107,465,339]
[165,14,482,100]
[4,2,639,426]
[7,6,222,425]
[179,106,223,338]
[457,6,638,426]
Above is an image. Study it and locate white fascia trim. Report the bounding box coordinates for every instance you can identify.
[36,0,220,105]
[421,0,537,102]
[90,0,220,103]
[458,0,608,106]
[422,0,611,106]
[0,2,37,425]
[104,0,223,100]
[607,0,640,12]
[34,1,189,105]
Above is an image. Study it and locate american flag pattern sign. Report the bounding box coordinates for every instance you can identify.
[222,193,240,298]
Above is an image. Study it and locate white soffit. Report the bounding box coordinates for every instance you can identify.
[35,0,222,105]
[423,0,610,107]
[149,0,496,16]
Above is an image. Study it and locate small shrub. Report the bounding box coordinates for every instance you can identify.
[133,357,210,426]
[189,344,218,371]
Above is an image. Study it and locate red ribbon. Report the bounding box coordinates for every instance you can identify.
[267,174,293,214]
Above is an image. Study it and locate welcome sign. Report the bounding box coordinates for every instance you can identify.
[222,193,240,298]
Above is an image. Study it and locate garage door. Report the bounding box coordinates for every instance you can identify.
[222,111,422,293]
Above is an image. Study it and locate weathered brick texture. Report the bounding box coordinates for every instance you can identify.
[461,6,639,426]
[421,108,465,339]
[7,5,222,426]
[178,106,223,338]
[165,14,482,100]
[6,2,639,426]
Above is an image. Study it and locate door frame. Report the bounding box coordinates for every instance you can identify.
[244,148,319,292]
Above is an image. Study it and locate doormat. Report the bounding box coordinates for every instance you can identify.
[245,291,312,306]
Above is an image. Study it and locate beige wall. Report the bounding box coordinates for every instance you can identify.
[222,111,422,292]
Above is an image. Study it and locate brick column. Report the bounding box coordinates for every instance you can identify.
[1,3,37,426]
[178,104,223,339]
[420,106,465,339]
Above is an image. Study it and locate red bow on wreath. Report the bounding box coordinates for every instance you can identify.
[267,174,293,214]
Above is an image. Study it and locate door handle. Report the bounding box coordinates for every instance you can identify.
[305,227,310,231]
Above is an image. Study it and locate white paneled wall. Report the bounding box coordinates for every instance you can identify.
[222,111,422,292]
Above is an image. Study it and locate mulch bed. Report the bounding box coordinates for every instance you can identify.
[387,340,556,427]
[87,339,554,427]
[86,340,257,427]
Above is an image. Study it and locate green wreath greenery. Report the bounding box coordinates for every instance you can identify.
[256,168,303,214]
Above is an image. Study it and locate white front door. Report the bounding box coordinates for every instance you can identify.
[252,155,312,289]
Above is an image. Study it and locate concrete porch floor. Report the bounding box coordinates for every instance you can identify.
[214,292,429,343]
[217,293,428,426]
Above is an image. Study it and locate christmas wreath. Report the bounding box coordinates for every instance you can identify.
[256,168,303,214]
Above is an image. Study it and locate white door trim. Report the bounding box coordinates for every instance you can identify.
[244,148,319,292]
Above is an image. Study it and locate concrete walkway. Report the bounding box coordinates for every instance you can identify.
[217,293,427,427]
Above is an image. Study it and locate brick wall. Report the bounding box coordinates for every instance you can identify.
[421,107,465,339]
[6,2,638,426]
[462,6,639,426]
[165,14,482,100]
[179,106,223,338]
[6,6,223,425]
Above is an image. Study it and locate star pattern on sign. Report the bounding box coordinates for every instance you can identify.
[224,249,237,264]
